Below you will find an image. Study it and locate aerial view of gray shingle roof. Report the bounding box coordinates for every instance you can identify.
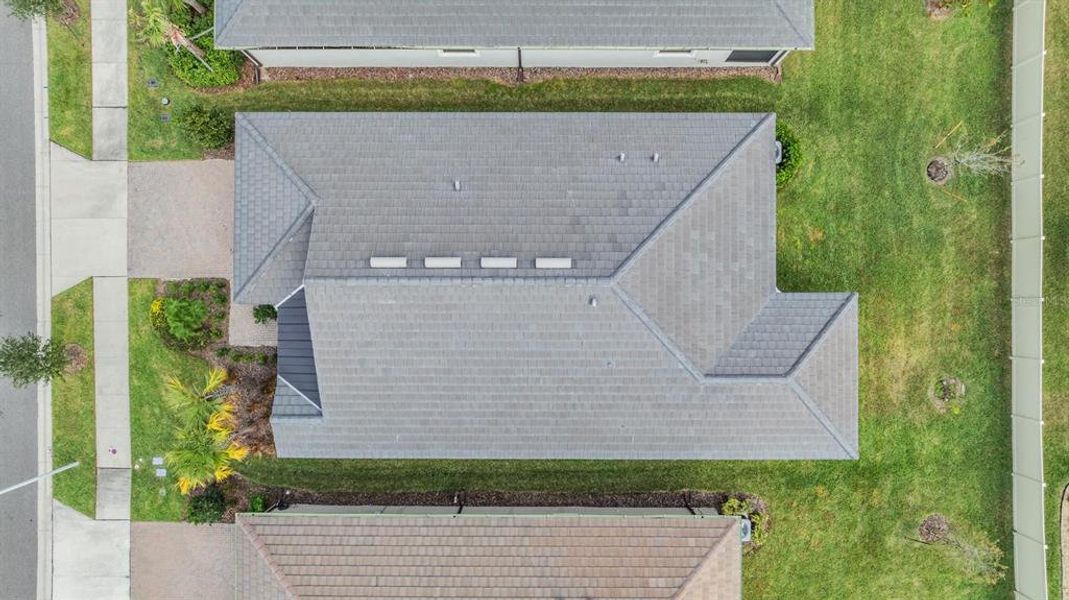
[233,111,859,460]
[214,0,814,50]
[235,511,742,599]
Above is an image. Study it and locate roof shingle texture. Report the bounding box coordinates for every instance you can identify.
[215,0,814,50]
[235,513,741,599]
[232,112,859,459]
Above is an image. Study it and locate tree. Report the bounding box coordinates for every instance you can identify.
[0,333,67,388]
[2,0,61,20]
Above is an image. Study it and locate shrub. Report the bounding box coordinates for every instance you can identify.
[776,122,802,187]
[163,297,208,343]
[253,304,277,324]
[0,333,68,388]
[721,496,768,546]
[186,485,226,524]
[176,104,233,149]
[248,494,266,513]
[168,32,242,88]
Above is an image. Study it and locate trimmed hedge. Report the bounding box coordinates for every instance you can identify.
[176,104,233,149]
[776,121,802,187]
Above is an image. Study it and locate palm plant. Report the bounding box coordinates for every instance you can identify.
[130,0,207,62]
[163,368,248,495]
[164,366,226,425]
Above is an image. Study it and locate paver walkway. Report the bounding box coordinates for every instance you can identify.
[50,0,132,596]
[130,522,234,600]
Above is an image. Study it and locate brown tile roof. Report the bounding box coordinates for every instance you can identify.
[235,512,742,599]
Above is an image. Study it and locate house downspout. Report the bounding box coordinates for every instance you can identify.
[516,47,525,84]
[242,50,263,84]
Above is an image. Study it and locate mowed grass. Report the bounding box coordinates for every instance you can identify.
[1044,0,1069,597]
[50,279,96,517]
[47,0,92,158]
[234,3,1015,599]
[128,279,207,521]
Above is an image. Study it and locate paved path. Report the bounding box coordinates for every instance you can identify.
[0,9,41,599]
[130,522,234,600]
[50,0,132,596]
[127,159,278,346]
[127,160,232,280]
[51,144,127,294]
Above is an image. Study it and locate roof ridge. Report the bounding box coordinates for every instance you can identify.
[610,283,705,381]
[772,0,812,47]
[788,379,857,459]
[784,292,856,378]
[237,516,299,600]
[232,115,320,302]
[612,114,775,282]
[670,520,738,600]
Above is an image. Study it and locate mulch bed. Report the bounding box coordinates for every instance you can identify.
[262,65,781,85]
[222,478,767,522]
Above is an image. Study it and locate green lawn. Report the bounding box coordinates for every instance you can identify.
[1044,0,1069,596]
[47,0,92,158]
[128,279,208,521]
[50,279,96,517]
[121,1,1017,596]
[234,3,1015,599]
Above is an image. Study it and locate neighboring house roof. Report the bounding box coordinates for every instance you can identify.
[234,512,742,599]
[233,111,859,460]
[214,0,814,50]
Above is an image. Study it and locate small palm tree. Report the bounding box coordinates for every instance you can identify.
[163,367,248,495]
[164,366,226,425]
[130,0,206,61]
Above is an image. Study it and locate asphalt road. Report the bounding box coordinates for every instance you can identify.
[0,11,40,600]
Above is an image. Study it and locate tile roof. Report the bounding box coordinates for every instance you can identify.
[234,512,742,599]
[215,0,814,50]
[233,112,859,459]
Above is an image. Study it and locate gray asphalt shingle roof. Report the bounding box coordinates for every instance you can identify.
[215,0,814,50]
[233,111,859,460]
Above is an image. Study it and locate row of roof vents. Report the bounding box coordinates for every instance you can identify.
[369,257,573,270]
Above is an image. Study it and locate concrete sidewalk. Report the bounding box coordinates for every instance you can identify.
[50,0,132,596]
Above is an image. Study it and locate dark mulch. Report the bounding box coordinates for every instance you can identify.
[208,356,277,457]
[926,0,953,20]
[202,143,234,160]
[918,513,951,543]
[220,477,766,524]
[56,0,80,26]
[263,65,780,86]
[63,343,88,374]
[927,156,952,184]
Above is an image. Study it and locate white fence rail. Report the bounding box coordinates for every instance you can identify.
[1011,0,1047,598]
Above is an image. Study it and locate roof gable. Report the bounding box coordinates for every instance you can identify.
[215,0,814,50]
[617,116,776,374]
[235,513,741,599]
[789,295,859,458]
[232,115,317,303]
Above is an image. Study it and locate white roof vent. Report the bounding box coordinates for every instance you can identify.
[369,256,407,268]
[652,153,660,163]
[453,180,462,191]
[424,256,461,269]
[535,257,572,269]
[480,257,517,269]
[618,153,627,162]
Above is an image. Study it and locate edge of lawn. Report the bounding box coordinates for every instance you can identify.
[47,0,93,158]
[51,278,96,517]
